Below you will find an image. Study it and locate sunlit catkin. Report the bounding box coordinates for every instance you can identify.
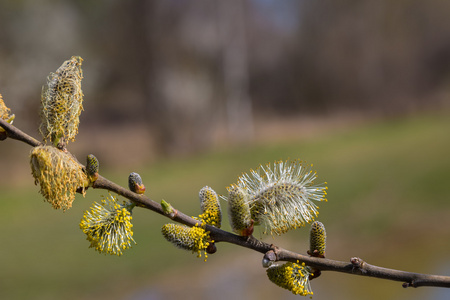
[309,221,326,258]
[0,94,15,137]
[80,194,136,256]
[234,159,328,235]
[30,145,87,210]
[226,184,253,236]
[40,56,84,146]
[161,223,211,260]
[0,94,14,124]
[266,261,313,296]
[198,186,222,228]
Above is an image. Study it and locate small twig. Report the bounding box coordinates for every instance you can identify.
[2,119,450,289]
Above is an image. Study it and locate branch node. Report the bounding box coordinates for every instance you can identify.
[351,257,367,274]
[262,250,277,267]
[310,269,322,280]
[403,281,417,288]
[270,244,282,257]
[307,249,325,258]
[206,242,217,254]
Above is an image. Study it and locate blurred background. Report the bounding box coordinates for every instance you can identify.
[0,0,450,299]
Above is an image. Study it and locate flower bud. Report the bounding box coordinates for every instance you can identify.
[308,221,326,258]
[226,185,253,236]
[128,172,146,194]
[161,199,176,218]
[86,154,99,182]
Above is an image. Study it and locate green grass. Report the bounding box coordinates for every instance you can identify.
[1,111,449,299]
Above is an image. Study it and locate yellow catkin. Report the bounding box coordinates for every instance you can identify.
[0,94,15,134]
[40,56,84,145]
[266,262,313,296]
[0,93,11,120]
[80,194,135,256]
[30,145,87,211]
[161,223,211,260]
[198,186,222,228]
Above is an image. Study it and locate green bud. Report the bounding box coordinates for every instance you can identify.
[161,199,176,217]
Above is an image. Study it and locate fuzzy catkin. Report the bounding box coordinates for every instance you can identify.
[30,145,87,210]
[233,160,328,235]
[40,56,84,145]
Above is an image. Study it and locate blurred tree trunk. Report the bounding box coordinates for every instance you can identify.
[218,1,253,141]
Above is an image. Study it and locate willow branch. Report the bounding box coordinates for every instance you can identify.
[0,118,41,147]
[2,120,450,289]
[91,173,450,289]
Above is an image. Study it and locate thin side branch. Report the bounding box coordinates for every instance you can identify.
[3,120,450,289]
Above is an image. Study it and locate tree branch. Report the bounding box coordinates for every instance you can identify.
[0,118,41,147]
[2,119,450,290]
[91,168,450,289]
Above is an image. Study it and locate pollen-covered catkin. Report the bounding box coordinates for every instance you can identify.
[161,223,211,260]
[198,186,222,228]
[30,145,87,210]
[0,94,15,137]
[0,94,13,123]
[266,261,314,296]
[80,194,136,256]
